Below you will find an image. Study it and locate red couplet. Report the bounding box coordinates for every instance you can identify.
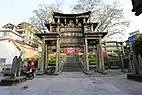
[63,48,81,54]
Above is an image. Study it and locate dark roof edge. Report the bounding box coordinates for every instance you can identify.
[53,11,91,17]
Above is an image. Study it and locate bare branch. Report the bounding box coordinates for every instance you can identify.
[71,0,130,38]
[29,1,63,31]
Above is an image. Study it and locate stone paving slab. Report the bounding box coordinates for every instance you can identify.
[0,71,141,95]
[0,76,27,86]
[0,78,128,95]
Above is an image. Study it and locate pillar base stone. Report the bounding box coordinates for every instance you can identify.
[95,70,107,74]
[53,72,59,75]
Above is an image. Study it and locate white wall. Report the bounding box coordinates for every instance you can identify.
[0,32,4,37]
[38,44,42,53]
[0,40,20,65]
[9,32,23,41]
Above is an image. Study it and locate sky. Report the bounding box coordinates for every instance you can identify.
[0,0,142,41]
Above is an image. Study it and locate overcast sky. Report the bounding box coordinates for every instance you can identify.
[0,0,141,41]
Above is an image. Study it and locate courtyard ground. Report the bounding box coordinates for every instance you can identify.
[0,69,142,95]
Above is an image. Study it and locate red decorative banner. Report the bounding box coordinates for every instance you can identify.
[102,51,107,57]
[63,48,80,55]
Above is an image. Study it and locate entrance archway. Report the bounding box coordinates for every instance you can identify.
[35,11,107,74]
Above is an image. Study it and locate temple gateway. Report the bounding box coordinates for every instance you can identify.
[36,11,107,74]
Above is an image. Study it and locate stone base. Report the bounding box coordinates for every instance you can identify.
[101,71,107,74]
[110,66,120,69]
[52,72,59,75]
[85,71,91,75]
[36,71,45,76]
[82,70,91,75]
[0,76,27,86]
[127,73,142,82]
[95,70,107,74]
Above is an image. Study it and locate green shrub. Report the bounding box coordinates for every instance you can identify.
[89,61,96,65]
[89,58,96,62]
[48,53,66,65]
[79,53,83,59]
[60,53,66,60]
[132,34,142,56]
[108,52,118,57]
[79,53,96,65]
[48,59,56,64]
[88,54,96,65]
[88,54,95,59]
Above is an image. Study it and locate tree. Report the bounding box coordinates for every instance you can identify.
[29,0,63,32]
[132,34,142,57]
[71,0,130,38]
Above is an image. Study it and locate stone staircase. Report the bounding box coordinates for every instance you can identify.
[62,55,81,72]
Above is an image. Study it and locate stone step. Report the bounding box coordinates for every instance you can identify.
[63,67,81,71]
[64,65,79,68]
[62,55,81,72]
[63,70,81,72]
[63,64,79,67]
[63,67,80,69]
[63,64,81,72]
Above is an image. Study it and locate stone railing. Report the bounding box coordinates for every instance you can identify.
[59,60,65,72]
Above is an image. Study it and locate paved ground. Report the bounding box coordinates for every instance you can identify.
[0,70,142,95]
